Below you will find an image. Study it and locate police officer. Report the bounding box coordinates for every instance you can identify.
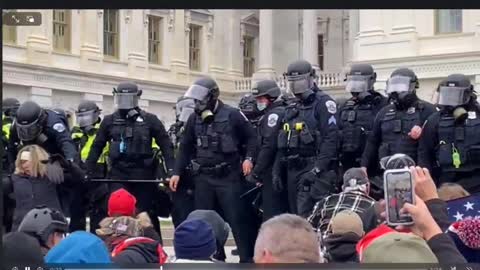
[419,74,480,193]
[246,80,289,221]
[2,97,20,233]
[85,82,174,238]
[8,101,82,215]
[360,68,437,199]
[274,59,338,218]
[169,76,257,262]
[239,93,263,126]
[69,101,109,232]
[169,96,195,228]
[338,64,388,178]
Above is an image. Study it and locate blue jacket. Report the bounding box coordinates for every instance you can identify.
[45,231,111,264]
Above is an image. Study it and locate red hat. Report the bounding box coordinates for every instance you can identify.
[108,188,137,217]
[356,224,396,261]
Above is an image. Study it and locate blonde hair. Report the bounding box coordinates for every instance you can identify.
[14,144,49,178]
[438,183,470,201]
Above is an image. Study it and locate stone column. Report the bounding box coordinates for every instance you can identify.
[80,10,103,71]
[25,10,52,65]
[208,11,225,77]
[389,10,418,57]
[302,10,319,72]
[126,10,148,78]
[170,9,188,77]
[225,10,243,77]
[30,87,52,108]
[252,9,276,81]
[356,10,385,60]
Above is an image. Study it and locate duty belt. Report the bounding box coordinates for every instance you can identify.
[192,161,232,177]
[282,154,316,170]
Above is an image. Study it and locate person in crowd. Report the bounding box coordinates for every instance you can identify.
[185,210,231,262]
[357,228,439,263]
[447,219,480,263]
[323,210,364,263]
[3,231,44,266]
[437,182,470,201]
[5,145,74,231]
[17,206,69,255]
[372,167,468,264]
[308,167,377,238]
[45,231,111,264]
[254,213,322,263]
[172,219,217,263]
[96,214,167,264]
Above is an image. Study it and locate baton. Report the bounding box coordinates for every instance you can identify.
[240,185,262,199]
[90,179,166,183]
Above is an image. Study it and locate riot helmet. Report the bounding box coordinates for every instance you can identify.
[175,96,195,123]
[379,153,416,170]
[436,74,473,107]
[239,94,261,121]
[284,60,316,100]
[18,206,69,248]
[252,80,281,111]
[76,100,101,132]
[345,64,377,102]
[386,68,419,108]
[2,97,20,119]
[113,82,142,110]
[185,76,220,122]
[15,101,45,142]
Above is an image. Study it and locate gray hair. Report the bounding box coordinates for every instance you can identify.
[254,214,322,263]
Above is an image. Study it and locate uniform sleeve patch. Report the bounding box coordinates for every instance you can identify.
[267,113,279,127]
[326,100,337,114]
[328,115,337,125]
[53,123,66,133]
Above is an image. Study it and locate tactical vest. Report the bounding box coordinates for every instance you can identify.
[277,92,326,157]
[194,105,239,165]
[2,118,12,140]
[378,103,424,161]
[109,111,153,162]
[340,100,375,154]
[71,124,108,163]
[436,111,480,172]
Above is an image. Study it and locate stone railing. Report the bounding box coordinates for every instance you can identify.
[234,72,345,92]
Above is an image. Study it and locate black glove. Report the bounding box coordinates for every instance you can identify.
[272,175,284,192]
[46,161,64,184]
[245,174,259,184]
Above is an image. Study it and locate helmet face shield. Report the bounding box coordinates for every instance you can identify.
[114,92,138,110]
[184,85,211,102]
[75,110,98,128]
[286,74,312,95]
[386,76,413,95]
[176,98,195,122]
[16,119,42,141]
[345,75,370,93]
[437,86,468,106]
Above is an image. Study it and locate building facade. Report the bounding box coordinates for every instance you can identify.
[3,9,480,126]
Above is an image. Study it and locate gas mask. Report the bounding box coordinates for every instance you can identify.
[453,107,468,123]
[353,91,374,104]
[194,99,215,123]
[386,76,417,109]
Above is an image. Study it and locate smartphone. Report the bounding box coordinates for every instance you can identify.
[384,168,415,226]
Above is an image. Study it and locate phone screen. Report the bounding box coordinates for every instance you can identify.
[384,169,414,225]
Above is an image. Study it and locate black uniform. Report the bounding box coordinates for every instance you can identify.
[168,97,195,228]
[418,74,480,193]
[86,83,174,239]
[338,64,389,177]
[173,100,257,262]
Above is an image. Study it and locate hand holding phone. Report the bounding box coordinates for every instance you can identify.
[384,168,415,226]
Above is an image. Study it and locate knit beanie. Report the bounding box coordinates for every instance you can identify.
[108,188,137,217]
[174,219,217,260]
